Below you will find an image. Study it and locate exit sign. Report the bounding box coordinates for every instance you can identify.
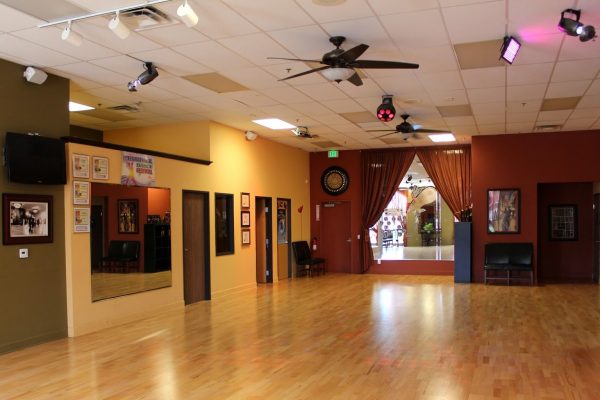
[328,150,339,158]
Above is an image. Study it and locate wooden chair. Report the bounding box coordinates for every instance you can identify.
[292,241,325,277]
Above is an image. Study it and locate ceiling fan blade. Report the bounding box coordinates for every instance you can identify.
[279,66,330,81]
[347,72,363,86]
[267,57,323,63]
[352,60,419,69]
[366,129,397,132]
[414,128,449,133]
[339,44,369,62]
[374,132,399,139]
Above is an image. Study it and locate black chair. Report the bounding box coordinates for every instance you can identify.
[292,241,325,277]
[101,240,140,273]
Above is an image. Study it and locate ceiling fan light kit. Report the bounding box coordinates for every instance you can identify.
[320,67,355,82]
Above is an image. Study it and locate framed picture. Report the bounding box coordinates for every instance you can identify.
[74,207,90,233]
[242,229,251,245]
[73,180,90,205]
[72,153,90,179]
[241,211,251,227]
[118,199,139,234]
[2,193,53,245]
[92,156,109,180]
[549,205,578,241]
[487,189,520,233]
[241,192,250,209]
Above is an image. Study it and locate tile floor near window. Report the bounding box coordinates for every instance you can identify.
[1,274,599,399]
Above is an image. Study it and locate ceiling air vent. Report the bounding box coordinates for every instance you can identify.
[535,124,562,132]
[120,6,176,31]
[107,104,141,113]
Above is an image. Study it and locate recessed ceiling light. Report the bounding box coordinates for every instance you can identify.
[69,101,94,112]
[428,133,455,143]
[312,0,346,5]
[252,118,296,130]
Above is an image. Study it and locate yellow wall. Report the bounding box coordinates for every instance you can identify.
[65,121,310,336]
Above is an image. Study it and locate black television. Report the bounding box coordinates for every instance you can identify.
[4,132,67,185]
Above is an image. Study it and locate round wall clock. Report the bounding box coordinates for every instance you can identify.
[321,166,349,196]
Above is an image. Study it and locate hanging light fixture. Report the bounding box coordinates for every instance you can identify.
[108,11,130,39]
[177,0,199,28]
[320,67,354,82]
[61,21,82,47]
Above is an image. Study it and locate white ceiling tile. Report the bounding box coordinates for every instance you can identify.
[224,91,281,107]
[320,99,365,113]
[506,122,534,134]
[507,112,538,124]
[337,78,383,98]
[223,0,313,31]
[58,62,131,86]
[468,87,505,104]
[558,36,600,61]
[219,33,296,66]
[139,24,210,47]
[442,1,505,44]
[577,95,600,109]
[461,67,505,89]
[130,48,211,76]
[586,80,600,96]
[166,98,213,114]
[513,33,562,66]
[294,0,374,23]
[545,81,592,98]
[507,63,553,85]
[551,59,600,82]
[506,84,547,102]
[151,77,217,97]
[295,83,348,101]
[321,17,397,54]
[368,0,439,14]
[288,102,338,116]
[260,87,314,104]
[133,85,182,102]
[381,9,449,48]
[444,116,475,127]
[262,62,328,85]
[219,67,283,90]
[74,19,163,55]
[0,3,44,32]
[401,45,458,73]
[478,123,506,135]
[428,90,468,106]
[508,0,569,36]
[570,108,600,119]
[0,34,78,66]
[475,114,505,125]
[172,41,253,71]
[471,102,504,116]
[418,70,464,91]
[90,55,147,77]
[312,113,353,125]
[537,110,572,123]
[562,118,597,131]
[507,100,542,113]
[268,25,331,60]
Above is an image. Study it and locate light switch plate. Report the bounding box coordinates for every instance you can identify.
[19,248,28,258]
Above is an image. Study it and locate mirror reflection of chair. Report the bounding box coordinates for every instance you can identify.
[292,241,325,277]
[101,240,140,273]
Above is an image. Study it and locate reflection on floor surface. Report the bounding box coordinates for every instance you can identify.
[372,245,454,261]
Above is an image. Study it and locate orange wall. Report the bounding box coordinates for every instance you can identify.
[148,187,170,219]
[472,131,600,283]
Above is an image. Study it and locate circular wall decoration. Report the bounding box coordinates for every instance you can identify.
[321,166,349,196]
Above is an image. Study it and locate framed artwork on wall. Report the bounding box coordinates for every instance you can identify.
[73,180,90,205]
[549,205,578,241]
[72,153,90,179]
[241,192,250,209]
[92,156,109,180]
[2,193,53,245]
[241,211,250,227]
[487,188,520,233]
[242,229,251,245]
[118,199,139,234]
[74,207,90,233]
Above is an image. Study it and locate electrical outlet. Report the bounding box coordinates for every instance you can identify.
[19,248,28,259]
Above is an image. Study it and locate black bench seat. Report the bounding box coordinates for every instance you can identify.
[484,242,533,285]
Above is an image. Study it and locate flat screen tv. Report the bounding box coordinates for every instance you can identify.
[4,132,67,185]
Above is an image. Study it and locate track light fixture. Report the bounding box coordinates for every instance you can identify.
[499,36,520,64]
[108,11,130,39]
[61,21,82,47]
[558,9,597,42]
[177,0,199,27]
[377,95,395,122]
[128,62,159,92]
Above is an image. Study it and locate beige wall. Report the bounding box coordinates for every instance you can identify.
[65,121,310,336]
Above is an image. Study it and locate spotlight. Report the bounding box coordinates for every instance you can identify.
[499,36,520,64]
[558,9,597,42]
[127,62,158,92]
[128,80,140,92]
[23,66,48,85]
[61,21,82,47]
[108,11,130,39]
[377,95,395,122]
[177,0,199,27]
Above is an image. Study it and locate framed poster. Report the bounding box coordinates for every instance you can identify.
[72,153,90,179]
[242,229,251,245]
[118,199,139,234]
[121,151,155,187]
[549,205,578,241]
[92,156,109,180]
[74,207,90,233]
[241,211,250,227]
[487,189,520,233]
[73,180,90,205]
[2,194,53,245]
[241,192,250,209]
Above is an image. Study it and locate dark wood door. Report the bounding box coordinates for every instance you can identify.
[321,201,351,273]
[183,191,210,304]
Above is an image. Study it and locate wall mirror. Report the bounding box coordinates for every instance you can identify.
[90,182,171,301]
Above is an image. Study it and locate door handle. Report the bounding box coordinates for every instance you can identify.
[184,248,189,252]
[346,238,352,243]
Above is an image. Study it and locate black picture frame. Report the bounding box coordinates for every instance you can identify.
[549,204,578,241]
[117,199,139,234]
[215,193,234,255]
[241,211,250,227]
[487,188,520,234]
[2,193,53,245]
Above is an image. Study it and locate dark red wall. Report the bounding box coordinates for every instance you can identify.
[538,182,593,282]
[472,131,600,283]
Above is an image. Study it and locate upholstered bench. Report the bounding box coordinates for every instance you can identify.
[484,242,533,285]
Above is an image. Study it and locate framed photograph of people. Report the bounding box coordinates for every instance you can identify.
[117,199,139,234]
[72,153,90,179]
[487,189,520,233]
[2,194,53,245]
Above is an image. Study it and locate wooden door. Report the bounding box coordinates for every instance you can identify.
[321,201,351,273]
[255,197,273,283]
[183,191,210,304]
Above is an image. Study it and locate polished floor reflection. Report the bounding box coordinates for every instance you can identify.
[2,274,600,399]
[372,244,455,260]
[91,271,172,301]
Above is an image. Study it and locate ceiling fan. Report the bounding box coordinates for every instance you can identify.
[268,36,419,86]
[368,114,448,140]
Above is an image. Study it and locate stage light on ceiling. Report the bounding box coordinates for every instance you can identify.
[177,0,199,27]
[499,36,521,64]
[108,12,130,39]
[61,21,82,47]
[558,9,597,42]
[321,67,354,82]
[377,95,395,122]
[128,62,159,92]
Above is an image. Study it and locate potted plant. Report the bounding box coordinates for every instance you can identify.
[422,222,435,246]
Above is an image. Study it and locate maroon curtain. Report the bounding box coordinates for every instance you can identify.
[360,149,415,273]
[416,146,471,219]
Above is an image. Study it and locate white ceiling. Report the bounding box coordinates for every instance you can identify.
[1,0,600,152]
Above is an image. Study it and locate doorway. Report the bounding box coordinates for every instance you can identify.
[276,198,292,280]
[255,197,273,283]
[182,190,211,304]
[321,201,351,273]
[90,197,107,271]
